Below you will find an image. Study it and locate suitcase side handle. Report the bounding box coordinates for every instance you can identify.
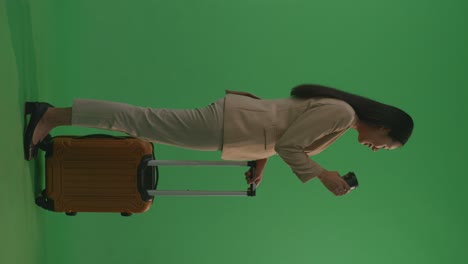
[74,134,130,139]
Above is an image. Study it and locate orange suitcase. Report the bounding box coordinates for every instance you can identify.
[35,135,257,217]
[36,135,156,216]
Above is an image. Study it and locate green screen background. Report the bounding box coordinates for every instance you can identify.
[2,0,467,264]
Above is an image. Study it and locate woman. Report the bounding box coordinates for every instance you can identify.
[24,84,414,196]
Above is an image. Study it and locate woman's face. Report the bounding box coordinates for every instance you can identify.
[356,124,402,152]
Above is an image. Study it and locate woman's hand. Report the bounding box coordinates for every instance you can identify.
[245,169,263,186]
[317,170,351,196]
[245,158,268,187]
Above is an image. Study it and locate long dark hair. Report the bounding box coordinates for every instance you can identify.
[290,84,414,145]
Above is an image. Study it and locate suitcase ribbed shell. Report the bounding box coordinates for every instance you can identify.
[44,136,154,214]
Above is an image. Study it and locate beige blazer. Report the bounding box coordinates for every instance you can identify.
[221,90,357,183]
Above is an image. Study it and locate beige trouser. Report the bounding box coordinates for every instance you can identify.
[71,98,225,151]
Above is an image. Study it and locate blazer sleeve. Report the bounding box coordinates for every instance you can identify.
[274,104,356,183]
[225,90,261,99]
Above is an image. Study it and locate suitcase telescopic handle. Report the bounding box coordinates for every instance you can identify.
[247,164,257,196]
[145,160,257,197]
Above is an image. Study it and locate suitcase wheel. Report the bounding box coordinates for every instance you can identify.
[36,190,55,211]
[35,196,47,208]
[35,194,54,211]
[66,212,77,216]
[121,212,133,217]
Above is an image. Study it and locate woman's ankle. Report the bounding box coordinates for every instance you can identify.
[49,107,72,127]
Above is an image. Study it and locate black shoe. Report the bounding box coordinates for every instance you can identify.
[23,102,54,161]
